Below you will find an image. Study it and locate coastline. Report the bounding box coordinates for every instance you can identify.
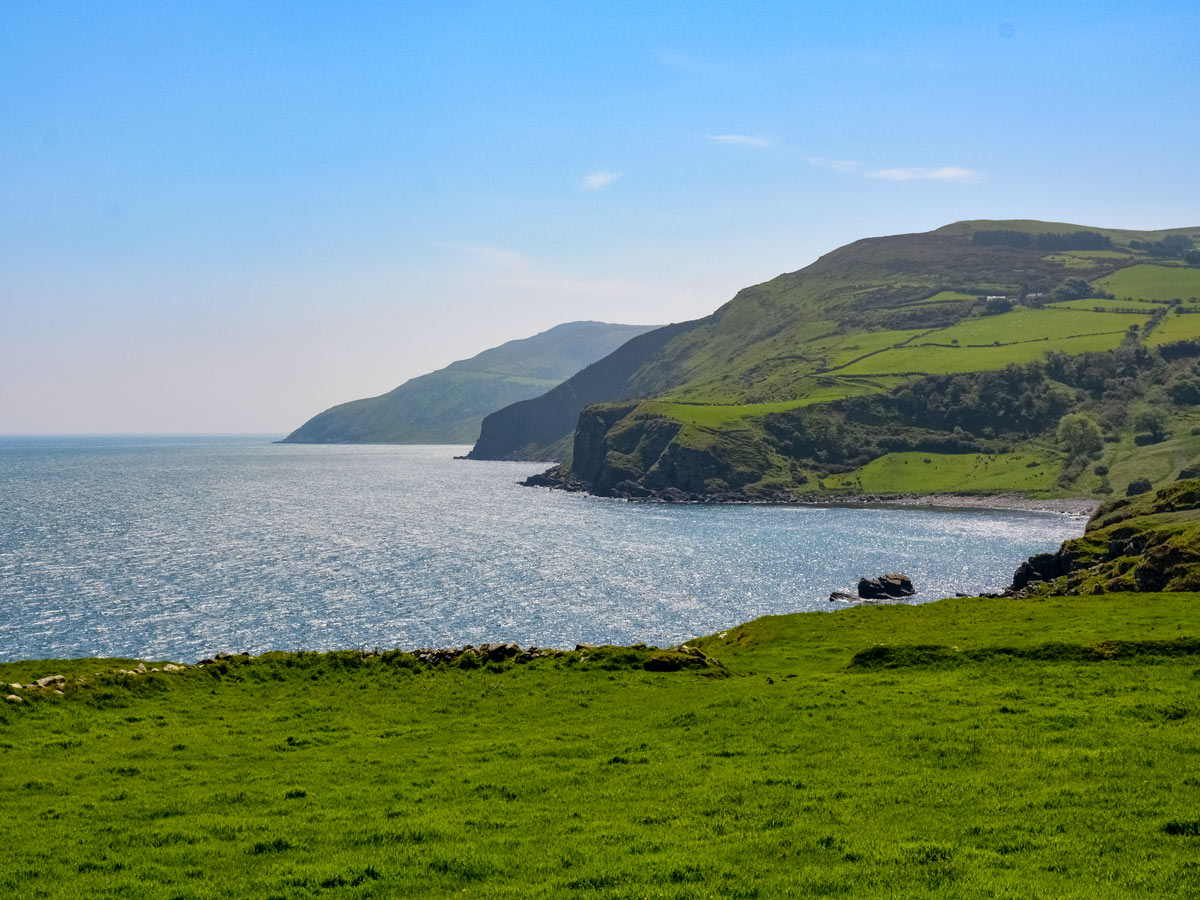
[811,492,1099,517]
[523,473,1099,517]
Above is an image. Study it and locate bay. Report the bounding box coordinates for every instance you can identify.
[0,437,1084,662]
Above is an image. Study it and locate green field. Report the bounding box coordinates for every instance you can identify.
[1097,264,1200,301]
[839,330,1128,376]
[926,307,1144,345]
[1100,416,1200,489]
[910,290,976,305]
[1147,311,1200,345]
[817,328,927,369]
[4,594,1200,898]
[823,449,1060,493]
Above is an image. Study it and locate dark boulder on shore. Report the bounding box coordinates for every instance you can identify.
[857,573,916,599]
[1011,552,1068,591]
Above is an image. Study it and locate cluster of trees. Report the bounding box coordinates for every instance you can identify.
[1022,277,1113,307]
[1130,235,1195,258]
[764,341,1200,477]
[846,366,1072,436]
[972,230,1114,251]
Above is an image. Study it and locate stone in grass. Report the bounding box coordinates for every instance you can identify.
[4,694,22,704]
[1126,477,1153,497]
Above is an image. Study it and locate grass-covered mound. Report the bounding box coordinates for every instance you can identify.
[3,594,1200,898]
[1013,477,1200,595]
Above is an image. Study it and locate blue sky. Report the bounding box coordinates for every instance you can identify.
[2,0,1197,433]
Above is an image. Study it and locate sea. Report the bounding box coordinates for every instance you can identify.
[0,437,1087,663]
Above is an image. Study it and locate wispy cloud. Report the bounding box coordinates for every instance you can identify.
[869,166,979,182]
[807,157,867,174]
[807,158,978,182]
[580,171,622,191]
[708,134,773,148]
[442,243,686,304]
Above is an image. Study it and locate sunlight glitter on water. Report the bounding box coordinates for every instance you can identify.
[0,438,1086,661]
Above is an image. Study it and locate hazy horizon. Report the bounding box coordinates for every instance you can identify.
[3,1,1198,434]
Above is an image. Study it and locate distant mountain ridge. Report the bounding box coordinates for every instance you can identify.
[282,321,657,445]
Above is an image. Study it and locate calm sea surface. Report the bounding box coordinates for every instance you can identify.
[0,437,1086,662]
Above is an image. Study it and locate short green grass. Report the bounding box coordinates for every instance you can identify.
[924,307,1144,346]
[1146,311,1200,345]
[822,449,1060,493]
[3,594,1200,899]
[817,328,927,369]
[833,308,1141,377]
[647,380,893,427]
[1102,415,1200,489]
[839,330,1129,376]
[909,290,976,305]
[1097,264,1200,301]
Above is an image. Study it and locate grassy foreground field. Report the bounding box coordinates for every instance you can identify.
[3,595,1200,899]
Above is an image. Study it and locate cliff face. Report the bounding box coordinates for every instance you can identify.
[1011,478,1200,595]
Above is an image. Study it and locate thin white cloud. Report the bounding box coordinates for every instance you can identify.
[580,171,622,191]
[443,244,688,304]
[807,158,978,182]
[869,166,979,182]
[708,134,773,148]
[807,157,867,174]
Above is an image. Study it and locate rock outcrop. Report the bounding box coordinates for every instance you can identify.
[857,573,916,599]
[1009,478,1200,595]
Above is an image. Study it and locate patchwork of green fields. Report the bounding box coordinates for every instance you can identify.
[839,330,1128,376]
[1097,264,1200,301]
[3,594,1199,899]
[927,307,1143,345]
[830,308,1141,377]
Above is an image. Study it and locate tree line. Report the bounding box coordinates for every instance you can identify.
[972,230,1114,251]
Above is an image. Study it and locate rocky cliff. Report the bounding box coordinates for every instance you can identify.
[1010,478,1200,595]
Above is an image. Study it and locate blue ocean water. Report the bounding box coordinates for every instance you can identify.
[0,437,1085,662]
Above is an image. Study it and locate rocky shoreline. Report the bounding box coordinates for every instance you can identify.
[522,471,1098,517]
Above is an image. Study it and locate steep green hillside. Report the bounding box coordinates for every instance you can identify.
[283,321,656,444]
[477,221,1200,499]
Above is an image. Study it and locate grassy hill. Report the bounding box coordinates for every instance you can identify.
[3,590,1199,898]
[282,321,657,445]
[471,220,1200,500]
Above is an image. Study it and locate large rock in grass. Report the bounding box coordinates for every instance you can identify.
[1011,552,1068,591]
[857,573,916,599]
